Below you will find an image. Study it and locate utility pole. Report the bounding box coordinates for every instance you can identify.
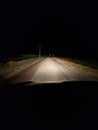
[38,44,42,58]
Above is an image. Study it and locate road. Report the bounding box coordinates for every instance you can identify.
[4,57,98,84]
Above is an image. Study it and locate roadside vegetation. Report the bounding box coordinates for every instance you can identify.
[0,54,39,76]
[54,57,98,80]
[63,58,98,69]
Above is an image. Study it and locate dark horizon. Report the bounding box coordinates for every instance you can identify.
[0,1,97,60]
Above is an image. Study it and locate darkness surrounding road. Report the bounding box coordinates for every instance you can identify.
[0,1,97,61]
[0,1,97,129]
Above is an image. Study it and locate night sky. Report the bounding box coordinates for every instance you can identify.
[0,0,97,60]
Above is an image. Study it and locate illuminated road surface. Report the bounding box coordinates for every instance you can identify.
[5,57,97,84]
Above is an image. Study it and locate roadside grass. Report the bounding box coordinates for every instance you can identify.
[0,54,39,76]
[54,57,98,80]
[0,54,39,63]
[63,57,98,69]
[15,54,39,61]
